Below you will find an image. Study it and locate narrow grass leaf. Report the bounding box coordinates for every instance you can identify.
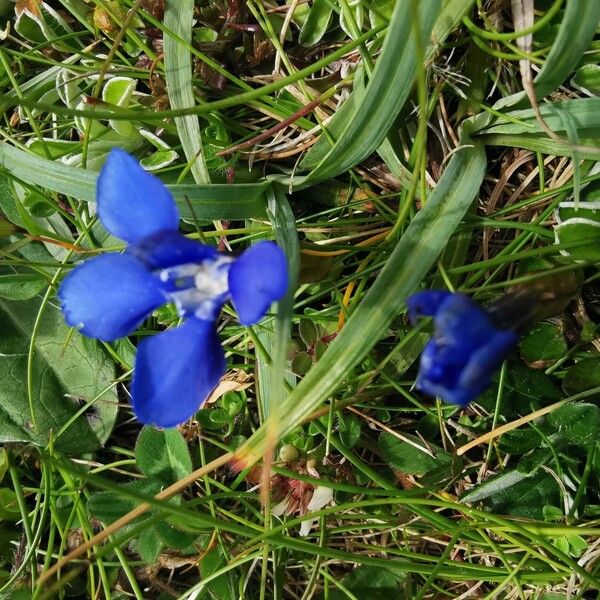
[297,0,442,186]
[238,138,487,464]
[164,0,210,184]
[256,186,300,420]
[0,144,267,219]
[472,98,600,158]
[495,0,600,109]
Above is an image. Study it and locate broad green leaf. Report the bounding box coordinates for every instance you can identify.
[135,426,193,485]
[14,2,75,49]
[291,351,312,376]
[164,0,210,184]
[0,273,46,301]
[572,64,600,96]
[519,322,568,366]
[139,149,179,171]
[498,430,543,455]
[547,403,600,448]
[0,450,7,484]
[135,527,163,564]
[299,319,319,347]
[318,565,405,600]
[378,432,451,476]
[199,545,237,600]
[554,219,600,261]
[237,139,486,465]
[87,479,162,525]
[0,296,117,453]
[154,521,198,550]
[0,489,20,521]
[102,77,136,137]
[299,0,333,46]
[0,143,267,219]
[480,471,560,520]
[562,358,600,399]
[337,413,362,449]
[478,362,561,418]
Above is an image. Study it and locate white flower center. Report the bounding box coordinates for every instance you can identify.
[158,256,233,320]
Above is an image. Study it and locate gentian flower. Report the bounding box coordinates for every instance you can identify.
[59,149,288,427]
[406,291,519,406]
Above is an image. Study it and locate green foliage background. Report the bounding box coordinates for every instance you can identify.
[0,0,600,598]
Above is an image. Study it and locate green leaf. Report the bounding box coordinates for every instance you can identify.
[14,2,74,48]
[0,449,7,484]
[135,426,193,485]
[562,358,600,399]
[554,218,600,261]
[291,350,313,376]
[498,430,542,455]
[0,296,117,453]
[0,273,46,301]
[337,412,362,449]
[299,0,333,46]
[0,489,20,521]
[572,64,600,96]
[480,471,560,519]
[299,319,319,347]
[478,362,561,418]
[378,432,451,476]
[337,413,361,449]
[567,535,587,558]
[519,322,568,366]
[240,139,486,463]
[87,479,162,525]
[547,403,600,447]
[199,546,237,600]
[298,0,442,185]
[0,143,267,219]
[154,521,198,550]
[543,505,563,522]
[164,0,210,184]
[222,392,245,417]
[318,565,405,600]
[135,527,163,564]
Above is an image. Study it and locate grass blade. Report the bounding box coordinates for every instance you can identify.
[296,0,442,186]
[0,143,267,219]
[163,0,210,183]
[237,137,487,466]
[495,0,600,108]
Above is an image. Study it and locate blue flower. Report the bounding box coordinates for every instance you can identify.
[59,149,288,427]
[406,291,518,406]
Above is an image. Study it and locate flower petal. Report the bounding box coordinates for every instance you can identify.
[433,294,495,349]
[406,290,453,323]
[127,229,218,270]
[97,148,179,243]
[131,318,225,427]
[457,330,518,399]
[228,241,288,326]
[58,253,165,341]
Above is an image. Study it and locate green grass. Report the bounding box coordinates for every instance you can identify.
[1,0,600,598]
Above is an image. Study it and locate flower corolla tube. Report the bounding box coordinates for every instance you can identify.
[406,291,519,406]
[59,149,288,427]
